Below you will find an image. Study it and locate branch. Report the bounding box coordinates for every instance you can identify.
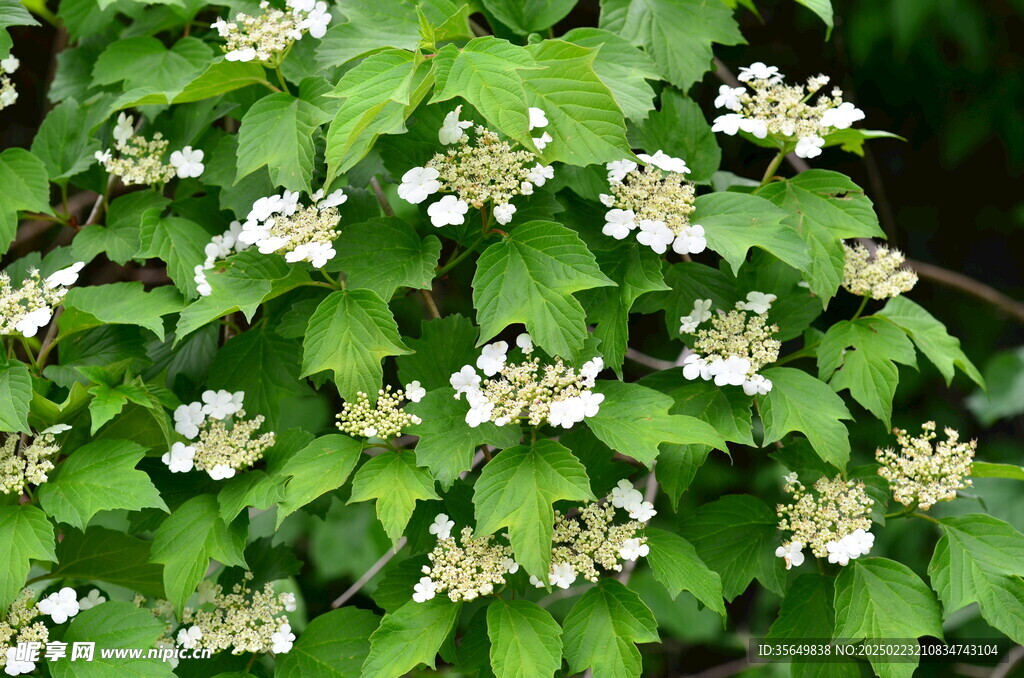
[906,258,1024,326]
[331,537,407,608]
[369,176,396,218]
[685,657,750,678]
[991,645,1024,678]
[625,347,692,372]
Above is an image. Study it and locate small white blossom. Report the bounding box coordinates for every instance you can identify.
[637,150,689,174]
[162,442,196,473]
[316,188,347,210]
[14,307,52,338]
[429,513,455,540]
[516,332,534,354]
[4,648,33,676]
[738,61,782,83]
[627,500,656,523]
[715,85,746,111]
[671,223,706,255]
[528,107,549,130]
[711,113,745,136]
[532,132,552,151]
[708,355,751,387]
[599,193,615,207]
[682,354,710,381]
[427,195,469,227]
[602,208,636,240]
[398,167,441,204]
[281,592,297,612]
[37,587,80,624]
[177,625,203,649]
[736,291,777,315]
[619,538,650,561]
[271,623,296,654]
[526,163,554,187]
[201,389,244,420]
[577,390,604,418]
[439,105,473,145]
[207,464,236,480]
[450,365,481,398]
[795,135,825,159]
[45,261,85,288]
[174,402,205,439]
[41,424,72,435]
[112,112,134,145]
[476,341,508,377]
[610,479,643,510]
[580,357,604,380]
[299,1,331,39]
[739,117,769,139]
[819,101,865,130]
[226,47,257,62]
[412,577,437,603]
[635,219,674,254]
[78,589,106,611]
[405,381,426,403]
[679,298,713,334]
[549,562,576,589]
[493,203,516,225]
[169,146,205,179]
[775,541,805,570]
[0,55,19,74]
[742,374,773,396]
[606,159,638,183]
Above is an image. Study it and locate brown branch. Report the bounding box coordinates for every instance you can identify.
[330,537,407,608]
[906,258,1024,325]
[369,176,395,217]
[991,645,1024,678]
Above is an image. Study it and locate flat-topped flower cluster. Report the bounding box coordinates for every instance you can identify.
[413,515,519,603]
[877,422,975,510]
[0,53,19,110]
[335,383,425,440]
[711,62,866,159]
[94,114,204,185]
[237,188,347,269]
[776,473,875,569]
[842,241,918,299]
[0,262,84,338]
[0,425,69,495]
[212,0,331,64]
[449,335,604,429]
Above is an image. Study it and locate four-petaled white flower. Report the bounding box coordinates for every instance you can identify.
[177,625,203,649]
[207,464,236,480]
[398,167,441,205]
[299,1,331,39]
[45,261,85,288]
[476,341,508,377]
[450,365,481,398]
[412,576,437,602]
[577,390,604,418]
[739,117,768,139]
[113,112,134,145]
[736,291,777,314]
[316,188,347,209]
[285,241,335,268]
[174,402,205,439]
[795,135,825,159]
[281,592,297,612]
[610,479,642,509]
[170,146,205,179]
[0,55,19,74]
[427,195,469,227]
[635,219,674,254]
[599,193,615,207]
[714,85,745,111]
[429,513,455,540]
[439,105,473,145]
[41,423,72,435]
[201,389,244,419]
[549,562,576,589]
[679,298,713,334]
[820,102,865,130]
[532,132,553,151]
[4,647,34,676]
[627,500,657,523]
[15,307,52,338]
[775,541,805,570]
[405,380,426,403]
[742,374,773,396]
[638,150,689,174]
[493,203,516,225]
[78,589,106,611]
[37,587,80,624]
[682,354,710,381]
[226,47,257,62]
[602,208,636,240]
[271,623,296,654]
[528,107,548,130]
[162,442,196,473]
[580,357,604,380]
[711,113,745,136]
[708,355,751,387]
[737,61,782,83]
[606,159,638,183]
[516,332,534,354]
[619,538,650,561]
[672,224,706,255]
[526,163,554,186]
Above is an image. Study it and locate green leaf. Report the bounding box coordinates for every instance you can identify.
[562,578,659,678]
[0,504,56,612]
[92,36,211,94]
[236,92,331,192]
[795,0,833,33]
[149,494,247,613]
[361,598,461,678]
[118,60,270,107]
[765,574,852,678]
[971,461,1024,481]
[644,528,725,618]
[822,128,903,156]
[627,88,721,181]
[694,192,810,276]
[586,381,727,468]
[349,451,440,544]
[486,599,563,678]
[37,439,167,530]
[277,607,380,678]
[472,221,615,359]
[50,526,165,598]
[329,217,441,300]
[300,289,412,401]
[680,494,786,600]
[817,317,917,427]
[758,367,853,468]
[520,40,633,165]
[86,382,151,433]
[634,261,739,339]
[0,0,39,60]
[0,147,52,253]
[640,370,755,446]
[137,212,213,298]
[30,98,102,181]
[483,0,575,34]
[967,347,1024,425]
[0,357,32,433]
[51,602,172,677]
[396,314,480,391]
[60,282,184,341]
[928,514,1024,644]
[473,440,593,579]
[406,388,522,489]
[756,170,885,306]
[878,296,983,388]
[562,27,662,123]
[599,0,744,90]
[73,191,169,265]
[277,434,363,525]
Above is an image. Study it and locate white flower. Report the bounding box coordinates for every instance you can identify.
[405,381,426,403]
[516,332,534,354]
[169,146,205,179]
[599,193,615,207]
[300,1,331,39]
[207,464,236,480]
[162,442,196,473]
[682,354,710,381]
[465,398,494,428]
[602,208,636,240]
[548,397,585,429]
[679,298,713,333]
[281,592,297,612]
[4,648,33,676]
[549,562,576,589]
[619,538,650,561]
[532,132,553,151]
[196,579,217,605]
[280,190,301,216]
[775,541,805,570]
[738,61,782,83]
[78,589,106,611]
[493,203,516,225]
[825,539,850,566]
[637,150,689,175]
[14,307,51,338]
[520,181,534,195]
[316,188,347,209]
[427,195,469,227]
[94,149,112,164]
[736,291,777,314]
[528,107,548,130]
[476,341,508,377]
[671,224,706,255]
[708,356,751,387]
[795,135,825,159]
[450,365,481,397]
[225,47,257,62]
[429,513,454,540]
[397,166,442,205]
[257,235,289,254]
[739,117,769,139]
[41,423,72,435]
[200,389,244,419]
[628,500,657,523]
[177,625,203,649]
[271,623,296,654]
[413,576,437,602]
[37,587,80,624]
[742,374,773,396]
[842,529,874,558]
[0,55,19,74]
[45,261,85,288]
[580,357,604,380]
[711,113,745,136]
[438,105,473,145]
[635,219,674,254]
[714,85,745,111]
[577,391,604,418]
[820,102,865,130]
[529,575,546,588]
[112,112,134,145]
[247,194,283,222]
[286,241,336,268]
[362,426,378,438]
[610,479,643,509]
[174,402,205,439]
[526,163,554,186]
[606,159,638,183]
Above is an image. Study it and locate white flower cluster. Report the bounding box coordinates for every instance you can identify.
[212,0,331,64]
[335,384,424,440]
[776,473,875,568]
[680,294,780,395]
[0,263,84,338]
[413,515,519,603]
[600,151,705,256]
[398,106,554,227]
[194,220,249,296]
[165,390,276,480]
[842,241,918,300]
[0,425,69,496]
[712,62,866,159]
[0,54,19,110]
[94,113,201,185]
[237,188,346,269]
[877,422,975,510]
[449,336,604,429]
[530,480,653,590]
[178,573,295,655]
[1,589,51,676]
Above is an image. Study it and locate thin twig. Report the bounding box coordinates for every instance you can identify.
[685,657,750,678]
[991,645,1024,678]
[420,288,441,319]
[625,348,680,371]
[331,537,407,608]
[369,176,395,217]
[906,258,1024,325]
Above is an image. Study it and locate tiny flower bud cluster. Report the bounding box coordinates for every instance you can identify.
[178,573,294,655]
[681,296,780,395]
[776,473,874,567]
[165,390,275,480]
[0,264,82,338]
[212,0,331,64]
[711,62,866,159]
[877,421,975,510]
[194,221,250,296]
[94,114,181,186]
[449,336,604,429]
[841,242,918,299]
[600,151,705,256]
[0,426,68,495]
[0,590,50,676]
[0,54,19,110]
[398,106,554,227]
[238,188,346,268]
[335,384,424,440]
[413,515,519,603]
